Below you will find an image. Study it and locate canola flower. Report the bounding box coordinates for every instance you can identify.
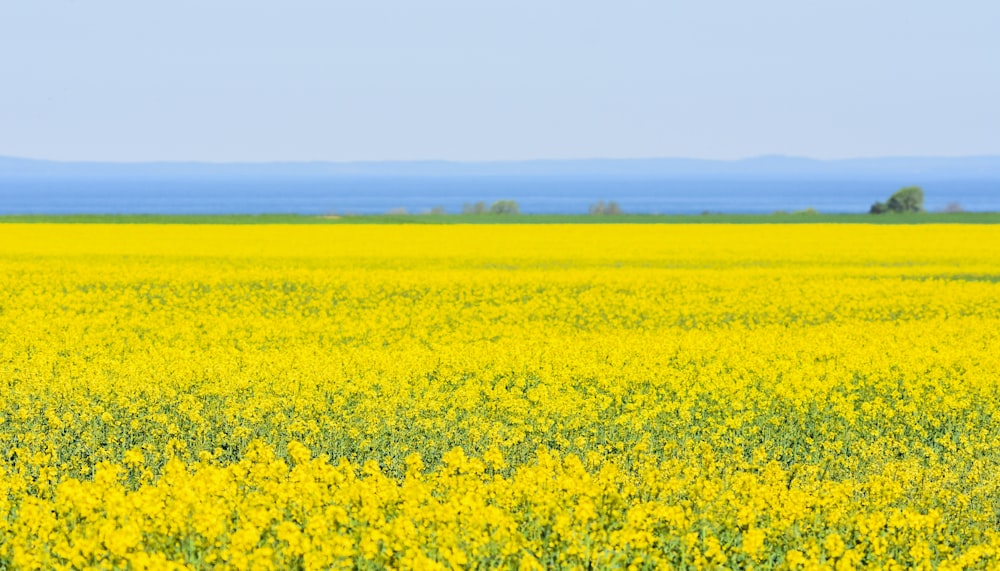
[0,223,999,570]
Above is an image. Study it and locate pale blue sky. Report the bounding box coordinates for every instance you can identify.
[1,1,997,162]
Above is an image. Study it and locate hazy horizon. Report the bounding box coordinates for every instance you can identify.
[5,153,1000,167]
[4,153,1000,215]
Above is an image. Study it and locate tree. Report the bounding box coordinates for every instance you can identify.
[489,200,520,215]
[589,200,623,215]
[886,186,924,213]
[462,201,487,214]
[870,186,924,214]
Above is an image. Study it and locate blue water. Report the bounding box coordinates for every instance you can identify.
[1,176,998,215]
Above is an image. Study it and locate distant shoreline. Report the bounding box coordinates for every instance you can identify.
[5,154,1000,178]
[1,212,999,224]
[6,157,1000,215]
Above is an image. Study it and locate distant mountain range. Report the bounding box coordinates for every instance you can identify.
[3,155,1000,180]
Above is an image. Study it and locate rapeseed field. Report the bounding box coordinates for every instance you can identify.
[1,224,999,570]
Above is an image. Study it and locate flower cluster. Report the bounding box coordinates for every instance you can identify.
[0,223,998,569]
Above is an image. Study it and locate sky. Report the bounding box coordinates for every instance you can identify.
[1,1,998,163]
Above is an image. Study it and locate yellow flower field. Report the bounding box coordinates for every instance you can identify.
[1,223,999,570]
